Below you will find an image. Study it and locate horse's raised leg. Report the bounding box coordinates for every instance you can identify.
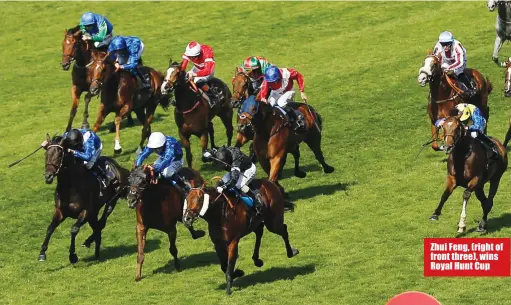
[92,103,107,133]
[475,187,490,232]
[69,210,88,264]
[167,226,181,271]
[66,85,82,132]
[430,175,456,220]
[179,131,193,168]
[207,121,216,149]
[290,146,306,178]
[219,109,234,147]
[135,223,148,282]
[252,223,265,267]
[81,93,93,129]
[478,175,503,232]
[431,123,441,151]
[39,209,65,261]
[304,133,335,173]
[88,217,102,260]
[493,35,504,65]
[265,218,299,258]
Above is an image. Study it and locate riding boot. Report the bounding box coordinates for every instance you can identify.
[200,83,218,107]
[169,173,188,195]
[476,134,500,160]
[242,186,263,216]
[284,105,305,131]
[136,67,151,90]
[457,73,476,98]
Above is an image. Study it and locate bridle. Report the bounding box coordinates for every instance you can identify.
[45,144,66,175]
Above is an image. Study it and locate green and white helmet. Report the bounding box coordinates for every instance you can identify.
[243,56,261,71]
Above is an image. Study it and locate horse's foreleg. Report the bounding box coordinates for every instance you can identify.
[140,105,156,150]
[504,117,511,147]
[92,103,107,133]
[252,223,265,267]
[214,240,228,273]
[430,175,456,220]
[457,177,480,233]
[290,146,306,178]
[493,35,504,64]
[431,123,441,151]
[114,104,132,154]
[135,222,147,282]
[304,133,335,173]
[225,240,242,295]
[179,131,193,168]
[269,151,288,197]
[207,121,216,149]
[82,199,117,248]
[69,210,88,264]
[39,209,65,261]
[219,110,234,147]
[200,130,209,161]
[81,93,93,129]
[167,226,181,271]
[66,85,82,132]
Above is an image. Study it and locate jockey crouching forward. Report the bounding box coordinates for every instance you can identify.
[203,147,264,215]
[135,132,187,192]
[240,56,273,95]
[433,31,476,98]
[259,65,307,131]
[180,41,221,107]
[79,12,114,48]
[108,36,151,90]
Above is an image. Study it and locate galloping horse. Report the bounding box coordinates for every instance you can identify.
[40,135,129,263]
[127,166,206,281]
[231,69,258,148]
[61,26,133,131]
[238,97,334,196]
[430,116,507,233]
[161,60,233,167]
[417,53,492,151]
[89,52,169,154]
[488,0,511,65]
[182,179,299,295]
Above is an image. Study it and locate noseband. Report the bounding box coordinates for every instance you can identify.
[46,144,66,175]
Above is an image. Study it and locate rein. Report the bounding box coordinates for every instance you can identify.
[46,144,66,175]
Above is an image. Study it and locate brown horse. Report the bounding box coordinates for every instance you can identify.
[429,116,507,233]
[89,52,169,154]
[182,179,299,295]
[61,26,133,132]
[417,53,492,151]
[40,135,129,263]
[126,166,206,281]
[501,59,511,146]
[161,61,233,168]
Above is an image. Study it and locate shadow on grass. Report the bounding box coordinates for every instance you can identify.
[486,213,511,233]
[217,263,316,291]
[152,251,218,275]
[287,181,357,201]
[280,164,323,180]
[82,238,162,263]
[97,112,170,134]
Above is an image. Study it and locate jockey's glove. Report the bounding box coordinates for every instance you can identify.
[216,186,224,193]
[470,131,478,138]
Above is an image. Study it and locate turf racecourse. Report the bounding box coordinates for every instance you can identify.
[2,1,511,304]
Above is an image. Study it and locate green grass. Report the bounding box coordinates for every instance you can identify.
[1,1,511,304]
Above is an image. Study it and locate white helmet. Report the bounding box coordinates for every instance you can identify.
[455,103,468,113]
[184,41,201,57]
[147,132,166,148]
[438,31,454,44]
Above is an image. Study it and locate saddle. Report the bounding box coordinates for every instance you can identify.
[275,102,306,132]
[445,73,476,98]
[190,78,224,108]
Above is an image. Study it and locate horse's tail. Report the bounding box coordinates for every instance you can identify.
[305,104,323,131]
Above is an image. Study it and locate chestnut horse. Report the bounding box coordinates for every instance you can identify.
[61,26,133,132]
[126,166,206,281]
[417,53,492,151]
[161,61,233,167]
[89,52,169,154]
[501,58,511,146]
[182,179,299,295]
[40,135,129,263]
[430,116,507,233]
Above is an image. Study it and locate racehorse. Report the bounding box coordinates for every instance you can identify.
[161,60,233,167]
[430,116,507,233]
[126,166,206,281]
[89,52,169,154]
[488,0,511,65]
[40,135,129,263]
[61,26,133,132]
[501,59,511,146]
[182,179,299,295]
[417,53,492,151]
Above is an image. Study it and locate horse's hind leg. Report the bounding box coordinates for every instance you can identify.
[39,209,65,261]
[69,210,88,264]
[478,176,503,232]
[305,133,334,173]
[265,217,299,258]
[430,175,456,220]
[252,223,265,267]
[66,85,82,132]
[207,121,216,149]
[290,145,306,178]
[493,35,504,64]
[431,123,441,151]
[179,131,193,168]
[167,226,181,271]
[503,117,511,147]
[219,109,234,147]
[140,103,157,150]
[81,93,93,129]
[134,109,146,153]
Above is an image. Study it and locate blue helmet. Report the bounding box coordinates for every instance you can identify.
[108,36,127,52]
[80,12,96,26]
[264,65,281,83]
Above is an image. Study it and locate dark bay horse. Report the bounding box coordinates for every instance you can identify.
[40,135,129,263]
[161,61,233,168]
[430,116,507,233]
[417,53,492,151]
[61,26,133,132]
[127,166,206,281]
[182,179,299,295]
[89,52,169,154]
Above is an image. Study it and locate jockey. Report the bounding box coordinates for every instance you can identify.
[64,128,114,189]
[79,12,114,48]
[180,41,220,107]
[107,36,151,90]
[259,65,307,131]
[240,56,272,94]
[455,103,499,159]
[202,146,264,215]
[136,132,185,188]
[432,31,475,97]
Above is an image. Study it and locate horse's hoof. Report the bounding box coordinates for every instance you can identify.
[288,248,299,258]
[429,215,439,221]
[174,260,182,272]
[283,192,290,199]
[201,156,209,163]
[294,170,307,178]
[233,269,245,279]
[253,258,264,267]
[38,254,47,262]
[192,230,205,240]
[323,165,335,174]
[82,240,92,248]
[114,148,122,155]
[457,227,466,233]
[476,227,487,233]
[226,287,232,295]
[69,253,78,264]
[135,276,142,282]
[81,124,90,130]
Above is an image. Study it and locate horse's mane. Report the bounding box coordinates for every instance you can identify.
[66,25,81,35]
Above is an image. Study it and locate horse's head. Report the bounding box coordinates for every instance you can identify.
[504,58,511,97]
[61,27,82,70]
[235,95,259,141]
[418,54,443,87]
[436,116,463,154]
[127,166,152,209]
[231,68,250,108]
[161,59,183,95]
[488,0,498,11]
[44,135,69,184]
[89,52,113,96]
[182,184,209,228]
